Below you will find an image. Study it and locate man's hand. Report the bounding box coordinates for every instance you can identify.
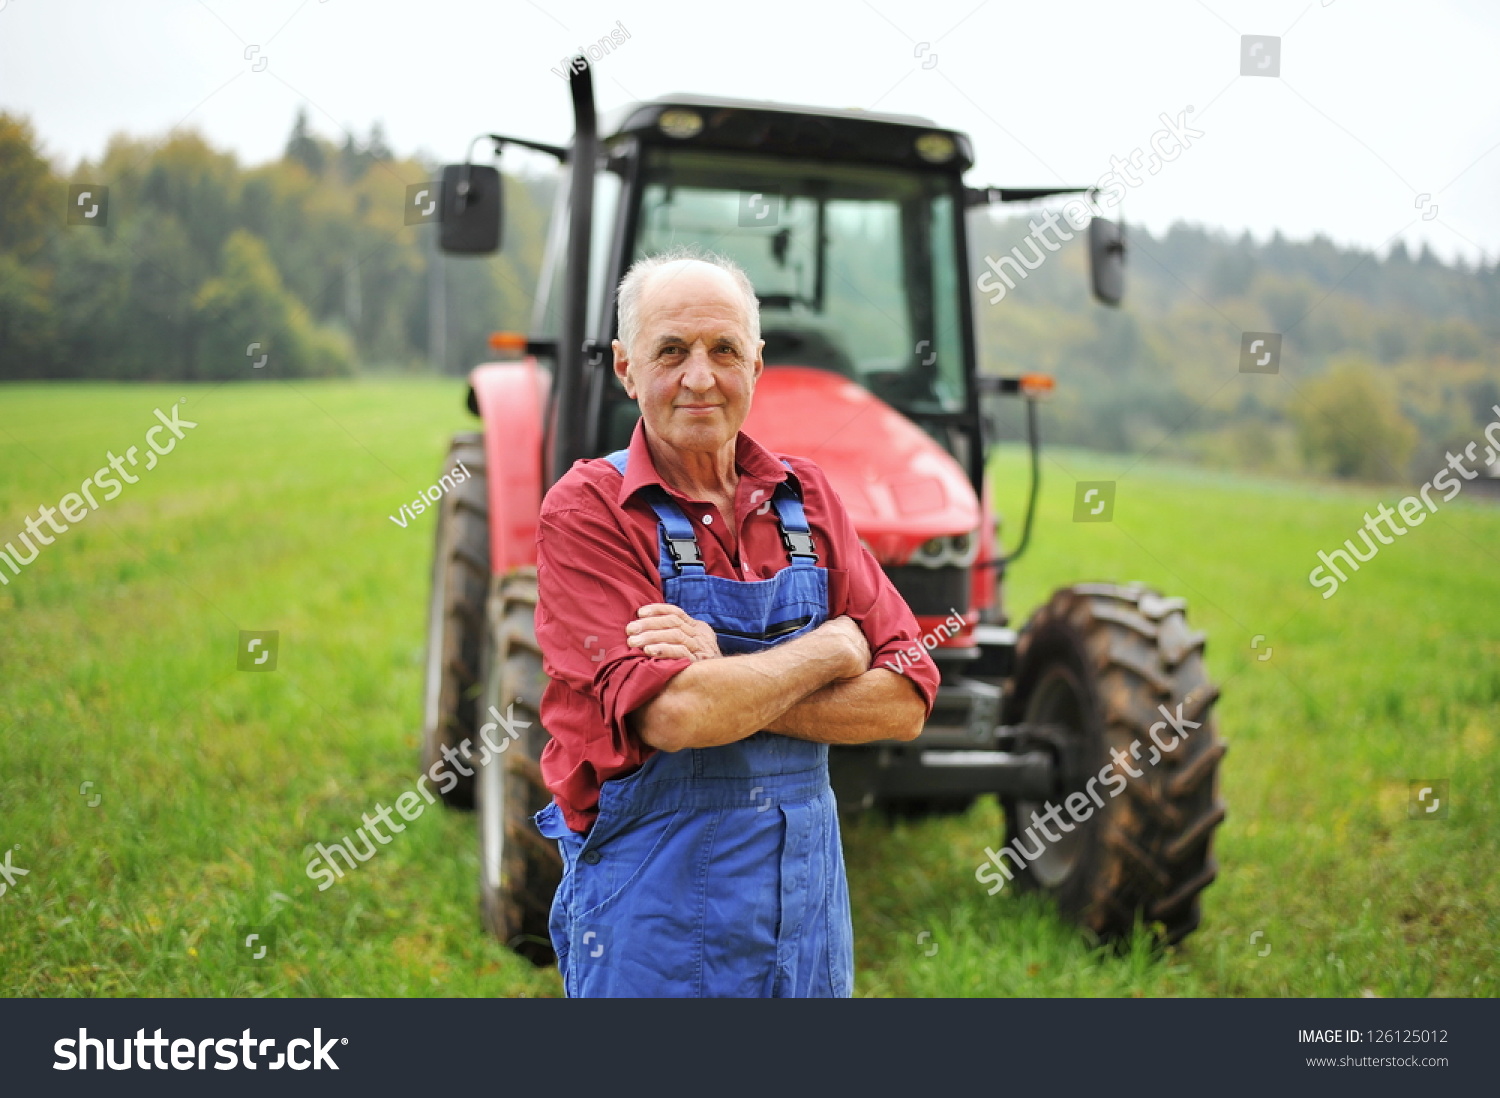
[626,603,722,662]
[816,615,872,680]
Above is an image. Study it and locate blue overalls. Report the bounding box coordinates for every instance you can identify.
[533,449,855,998]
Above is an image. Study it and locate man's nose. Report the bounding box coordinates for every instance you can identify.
[680,346,717,392]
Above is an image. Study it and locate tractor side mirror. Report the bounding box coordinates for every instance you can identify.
[1088,217,1125,306]
[440,163,502,254]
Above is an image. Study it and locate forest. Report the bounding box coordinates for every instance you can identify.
[2,108,1496,484]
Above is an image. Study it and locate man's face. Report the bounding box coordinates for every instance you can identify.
[613,263,764,457]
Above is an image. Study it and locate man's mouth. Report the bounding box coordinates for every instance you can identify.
[676,404,722,415]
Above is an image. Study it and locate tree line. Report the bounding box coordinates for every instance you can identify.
[3,108,1495,484]
[0,110,548,381]
[970,211,1500,483]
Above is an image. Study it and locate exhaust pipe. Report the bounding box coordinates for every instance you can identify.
[550,58,598,488]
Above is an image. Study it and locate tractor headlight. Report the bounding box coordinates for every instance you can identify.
[915,133,956,164]
[658,109,703,139]
[909,530,980,568]
[948,532,978,566]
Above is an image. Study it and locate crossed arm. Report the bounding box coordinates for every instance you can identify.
[623,603,927,753]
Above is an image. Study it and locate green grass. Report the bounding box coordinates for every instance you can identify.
[1,381,1496,997]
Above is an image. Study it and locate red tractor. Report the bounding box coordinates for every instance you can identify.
[421,64,1225,964]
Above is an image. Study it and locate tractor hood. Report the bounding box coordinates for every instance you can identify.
[741,367,979,562]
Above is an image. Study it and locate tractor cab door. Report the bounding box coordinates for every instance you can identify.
[529,164,626,395]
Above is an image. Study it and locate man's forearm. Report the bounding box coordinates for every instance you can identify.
[764,668,926,744]
[629,628,857,751]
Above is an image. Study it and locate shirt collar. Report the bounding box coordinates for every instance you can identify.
[616,417,794,506]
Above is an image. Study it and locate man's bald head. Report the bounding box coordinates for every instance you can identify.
[615,249,760,361]
[610,249,766,461]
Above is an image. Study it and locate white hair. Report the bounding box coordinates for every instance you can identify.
[614,247,761,359]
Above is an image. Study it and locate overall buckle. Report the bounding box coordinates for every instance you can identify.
[780,528,818,563]
[665,536,703,569]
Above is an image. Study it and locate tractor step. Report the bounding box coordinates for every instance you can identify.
[874,749,1054,802]
[926,676,1002,744]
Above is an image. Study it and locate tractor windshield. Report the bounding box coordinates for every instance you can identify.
[630,148,966,417]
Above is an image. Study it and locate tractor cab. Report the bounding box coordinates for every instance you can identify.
[570,100,976,465]
[445,91,1122,567]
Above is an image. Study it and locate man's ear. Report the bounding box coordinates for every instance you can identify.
[612,339,636,399]
[751,339,765,385]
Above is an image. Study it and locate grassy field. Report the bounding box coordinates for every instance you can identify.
[1,380,1496,997]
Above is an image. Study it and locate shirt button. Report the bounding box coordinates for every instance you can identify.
[702,514,713,525]
[582,850,601,865]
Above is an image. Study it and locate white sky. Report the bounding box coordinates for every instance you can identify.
[2,0,1497,265]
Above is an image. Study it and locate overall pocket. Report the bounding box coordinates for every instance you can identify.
[572,805,691,921]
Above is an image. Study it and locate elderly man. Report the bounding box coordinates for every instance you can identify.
[531,249,939,998]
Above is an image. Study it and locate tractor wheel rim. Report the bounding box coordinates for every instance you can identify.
[420,511,449,737]
[1016,665,1089,887]
[479,745,505,891]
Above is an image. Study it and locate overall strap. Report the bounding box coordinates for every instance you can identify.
[602,449,703,575]
[642,486,705,575]
[600,450,817,576]
[771,462,818,567]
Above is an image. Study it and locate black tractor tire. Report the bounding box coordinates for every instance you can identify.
[476,569,562,965]
[419,434,488,809]
[999,583,1227,945]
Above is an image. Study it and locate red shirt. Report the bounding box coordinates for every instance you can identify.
[535,419,940,833]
